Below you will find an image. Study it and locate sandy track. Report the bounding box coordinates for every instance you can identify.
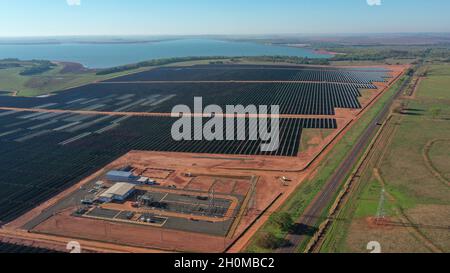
[422,139,450,186]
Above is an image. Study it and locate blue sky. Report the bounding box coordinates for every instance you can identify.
[0,0,449,36]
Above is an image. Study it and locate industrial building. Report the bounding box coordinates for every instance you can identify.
[106,170,137,182]
[98,182,135,203]
[106,169,156,185]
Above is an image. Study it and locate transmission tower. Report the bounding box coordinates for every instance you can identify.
[375,188,386,224]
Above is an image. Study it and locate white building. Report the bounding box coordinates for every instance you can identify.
[98,182,135,203]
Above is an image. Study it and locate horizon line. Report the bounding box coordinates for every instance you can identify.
[1,31,450,39]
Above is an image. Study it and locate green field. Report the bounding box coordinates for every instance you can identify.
[417,64,450,100]
[319,63,450,253]
[0,60,153,97]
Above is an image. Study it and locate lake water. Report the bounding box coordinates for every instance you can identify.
[0,39,329,68]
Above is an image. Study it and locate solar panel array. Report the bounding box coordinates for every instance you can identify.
[0,82,374,115]
[106,65,390,84]
[0,242,59,253]
[0,64,390,116]
[0,64,392,224]
[0,110,336,222]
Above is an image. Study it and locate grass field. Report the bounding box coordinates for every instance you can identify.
[416,63,450,100]
[245,74,406,253]
[319,63,450,253]
[0,60,150,97]
[428,140,450,181]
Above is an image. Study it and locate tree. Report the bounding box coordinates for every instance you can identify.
[271,212,294,232]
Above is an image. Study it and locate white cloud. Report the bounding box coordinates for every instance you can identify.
[367,0,382,6]
[67,0,81,6]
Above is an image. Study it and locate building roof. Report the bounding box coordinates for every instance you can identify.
[137,177,149,182]
[100,182,135,199]
[107,171,133,178]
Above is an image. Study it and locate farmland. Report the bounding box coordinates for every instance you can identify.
[0,63,405,253]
